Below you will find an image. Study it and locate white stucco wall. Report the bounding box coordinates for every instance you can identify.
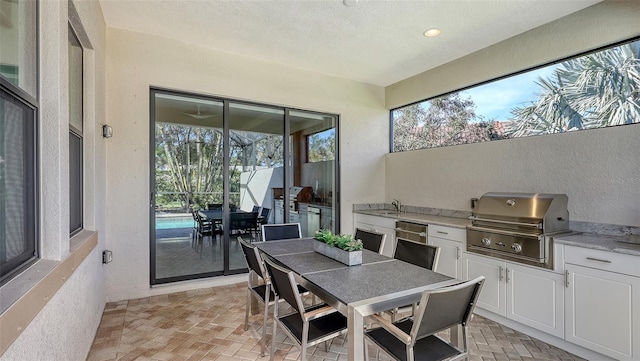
[105,28,387,302]
[2,0,108,360]
[384,1,640,227]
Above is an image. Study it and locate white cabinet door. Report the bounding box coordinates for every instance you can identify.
[463,253,506,316]
[353,214,397,257]
[274,200,284,224]
[429,236,462,279]
[565,263,640,360]
[507,263,564,338]
[354,220,395,257]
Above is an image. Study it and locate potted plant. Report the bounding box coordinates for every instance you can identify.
[313,229,363,266]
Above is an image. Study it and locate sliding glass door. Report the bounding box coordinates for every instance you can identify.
[151,92,226,283]
[150,89,338,284]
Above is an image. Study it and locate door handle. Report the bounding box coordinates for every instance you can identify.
[456,246,461,260]
[499,266,504,281]
[506,267,510,283]
[565,270,570,288]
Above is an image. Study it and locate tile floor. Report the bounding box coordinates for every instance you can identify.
[87,282,585,361]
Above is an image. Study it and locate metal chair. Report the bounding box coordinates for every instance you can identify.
[394,238,440,270]
[354,228,386,254]
[389,239,441,321]
[195,213,214,257]
[261,223,302,241]
[239,237,313,355]
[256,207,271,241]
[364,277,485,361]
[239,237,274,357]
[263,256,347,361]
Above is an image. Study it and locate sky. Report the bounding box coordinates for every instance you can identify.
[461,64,559,121]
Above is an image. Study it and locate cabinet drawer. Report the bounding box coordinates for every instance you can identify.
[428,224,465,242]
[565,245,640,277]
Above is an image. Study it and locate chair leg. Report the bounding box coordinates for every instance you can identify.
[270,299,278,361]
[301,323,309,361]
[261,285,271,357]
[244,288,251,331]
[364,337,370,361]
[324,340,330,352]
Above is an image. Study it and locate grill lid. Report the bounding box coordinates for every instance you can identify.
[470,192,569,234]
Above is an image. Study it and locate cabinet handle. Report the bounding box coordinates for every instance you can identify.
[506,267,510,283]
[565,270,570,288]
[586,257,612,263]
[456,246,460,260]
[499,266,504,281]
[437,230,449,235]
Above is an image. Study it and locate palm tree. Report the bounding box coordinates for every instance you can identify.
[507,42,640,137]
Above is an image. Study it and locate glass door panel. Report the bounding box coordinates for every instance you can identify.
[228,102,284,271]
[151,91,225,283]
[289,110,337,236]
[150,89,339,284]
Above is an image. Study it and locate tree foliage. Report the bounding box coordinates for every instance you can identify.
[155,124,284,211]
[392,93,501,151]
[308,129,335,162]
[507,42,640,137]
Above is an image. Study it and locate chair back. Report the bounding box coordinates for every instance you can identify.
[262,256,305,316]
[394,239,440,271]
[239,237,266,279]
[354,228,386,254]
[411,277,485,342]
[261,223,302,241]
[259,207,270,220]
[196,213,213,233]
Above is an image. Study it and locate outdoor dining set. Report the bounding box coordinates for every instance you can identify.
[190,204,271,255]
[236,223,486,361]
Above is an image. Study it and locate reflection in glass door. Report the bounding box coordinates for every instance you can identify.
[150,89,339,285]
[289,110,337,237]
[228,103,284,271]
[151,92,227,283]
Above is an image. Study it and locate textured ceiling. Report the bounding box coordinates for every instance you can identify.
[98,0,602,87]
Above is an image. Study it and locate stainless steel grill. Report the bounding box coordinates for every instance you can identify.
[466,192,570,269]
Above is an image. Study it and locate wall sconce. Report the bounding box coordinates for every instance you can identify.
[102,124,113,138]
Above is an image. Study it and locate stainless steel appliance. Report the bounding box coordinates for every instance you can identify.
[466,192,570,269]
[395,221,427,244]
[288,186,312,212]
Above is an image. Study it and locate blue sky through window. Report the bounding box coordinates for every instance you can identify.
[461,65,559,122]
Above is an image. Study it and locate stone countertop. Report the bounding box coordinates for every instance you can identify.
[353,209,471,229]
[555,233,640,257]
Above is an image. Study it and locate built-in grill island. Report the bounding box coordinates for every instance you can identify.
[467,192,570,269]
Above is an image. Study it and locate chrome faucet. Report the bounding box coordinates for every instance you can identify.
[392,199,401,213]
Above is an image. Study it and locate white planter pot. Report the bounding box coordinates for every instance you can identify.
[313,239,362,266]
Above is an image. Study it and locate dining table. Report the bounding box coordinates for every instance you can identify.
[254,237,461,361]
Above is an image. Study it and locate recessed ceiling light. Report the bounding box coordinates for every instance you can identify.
[343,0,358,6]
[423,28,441,37]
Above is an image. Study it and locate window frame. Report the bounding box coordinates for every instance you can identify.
[0,0,39,284]
[0,77,40,284]
[68,23,83,237]
[390,35,640,153]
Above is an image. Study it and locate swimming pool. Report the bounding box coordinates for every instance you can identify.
[156,216,194,229]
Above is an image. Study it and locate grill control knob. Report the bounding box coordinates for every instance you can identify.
[481,238,491,247]
[512,243,522,253]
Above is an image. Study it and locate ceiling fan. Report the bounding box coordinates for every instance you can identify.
[181,104,220,120]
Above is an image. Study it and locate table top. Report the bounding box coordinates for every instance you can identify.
[255,237,453,309]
